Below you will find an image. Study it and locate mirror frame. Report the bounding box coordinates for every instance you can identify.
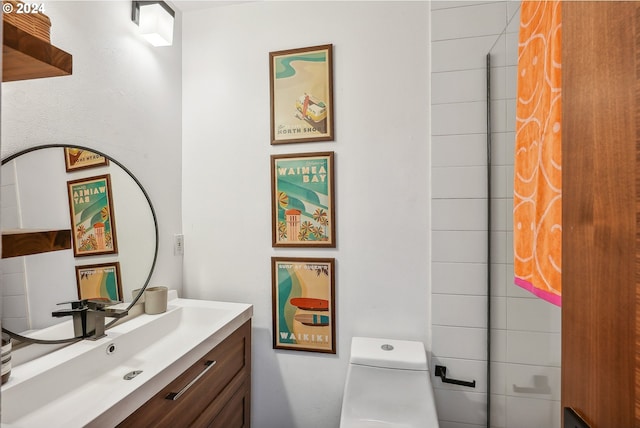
[1,144,159,344]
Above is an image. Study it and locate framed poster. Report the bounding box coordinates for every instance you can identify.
[272,257,336,353]
[67,174,118,257]
[271,152,335,247]
[64,147,109,172]
[269,44,334,144]
[75,262,123,301]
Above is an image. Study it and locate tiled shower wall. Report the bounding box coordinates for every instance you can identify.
[430,2,561,427]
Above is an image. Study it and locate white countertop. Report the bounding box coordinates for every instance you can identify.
[1,297,253,428]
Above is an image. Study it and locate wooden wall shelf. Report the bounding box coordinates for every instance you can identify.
[2,20,72,82]
[2,229,72,258]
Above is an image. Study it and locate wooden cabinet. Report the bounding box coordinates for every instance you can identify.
[118,320,251,428]
[561,2,640,427]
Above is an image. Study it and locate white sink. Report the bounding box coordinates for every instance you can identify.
[1,296,252,427]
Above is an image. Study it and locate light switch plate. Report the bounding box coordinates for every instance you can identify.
[174,234,184,255]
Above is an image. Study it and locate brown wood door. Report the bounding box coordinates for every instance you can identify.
[561,2,639,427]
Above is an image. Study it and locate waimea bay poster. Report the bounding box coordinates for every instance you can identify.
[67,174,118,257]
[271,152,335,248]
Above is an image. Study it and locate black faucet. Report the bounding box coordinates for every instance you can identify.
[52,299,129,340]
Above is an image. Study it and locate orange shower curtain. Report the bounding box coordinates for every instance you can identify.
[513,0,562,306]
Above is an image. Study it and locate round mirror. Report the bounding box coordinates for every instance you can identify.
[1,144,158,343]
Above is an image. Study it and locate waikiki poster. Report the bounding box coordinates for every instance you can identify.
[271,152,335,247]
[272,257,336,353]
[75,262,122,301]
[269,44,334,144]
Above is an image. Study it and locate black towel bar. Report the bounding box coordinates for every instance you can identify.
[434,365,476,388]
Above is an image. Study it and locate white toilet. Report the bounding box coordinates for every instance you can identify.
[339,337,439,427]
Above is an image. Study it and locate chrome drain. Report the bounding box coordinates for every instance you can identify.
[123,370,143,380]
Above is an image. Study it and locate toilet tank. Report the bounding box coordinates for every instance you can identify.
[349,337,428,371]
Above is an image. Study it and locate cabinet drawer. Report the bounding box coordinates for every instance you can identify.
[118,320,251,427]
[196,378,250,428]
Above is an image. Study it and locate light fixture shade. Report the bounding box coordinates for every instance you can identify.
[133,1,174,47]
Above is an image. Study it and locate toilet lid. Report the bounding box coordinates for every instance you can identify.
[350,337,428,371]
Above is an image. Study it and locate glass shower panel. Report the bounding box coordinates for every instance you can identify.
[487,5,561,428]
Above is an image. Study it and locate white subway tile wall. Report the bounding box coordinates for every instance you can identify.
[432,35,503,73]
[432,2,508,40]
[432,69,488,105]
[433,134,488,167]
[430,2,561,427]
[0,161,29,333]
[0,161,19,230]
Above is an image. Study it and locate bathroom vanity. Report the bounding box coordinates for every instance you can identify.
[1,297,253,427]
[117,319,251,427]
[0,145,250,426]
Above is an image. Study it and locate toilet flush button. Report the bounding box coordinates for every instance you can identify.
[381,344,394,351]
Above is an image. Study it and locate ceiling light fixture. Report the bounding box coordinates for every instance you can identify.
[132,1,175,47]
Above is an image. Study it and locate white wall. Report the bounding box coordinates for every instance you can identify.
[182,2,430,427]
[1,1,184,300]
[431,2,561,428]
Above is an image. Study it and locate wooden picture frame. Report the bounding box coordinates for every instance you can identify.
[64,147,109,172]
[67,174,118,257]
[272,257,336,353]
[75,262,123,301]
[269,44,334,145]
[271,152,335,247]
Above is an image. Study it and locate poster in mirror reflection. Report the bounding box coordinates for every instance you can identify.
[76,262,123,301]
[272,257,336,354]
[67,174,118,257]
[64,147,109,172]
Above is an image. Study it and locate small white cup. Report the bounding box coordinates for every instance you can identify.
[144,286,168,315]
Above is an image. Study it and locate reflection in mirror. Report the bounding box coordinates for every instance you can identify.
[1,145,158,344]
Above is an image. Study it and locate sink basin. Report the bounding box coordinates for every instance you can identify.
[1,296,252,427]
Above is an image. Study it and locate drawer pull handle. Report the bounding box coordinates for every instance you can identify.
[166,360,217,401]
